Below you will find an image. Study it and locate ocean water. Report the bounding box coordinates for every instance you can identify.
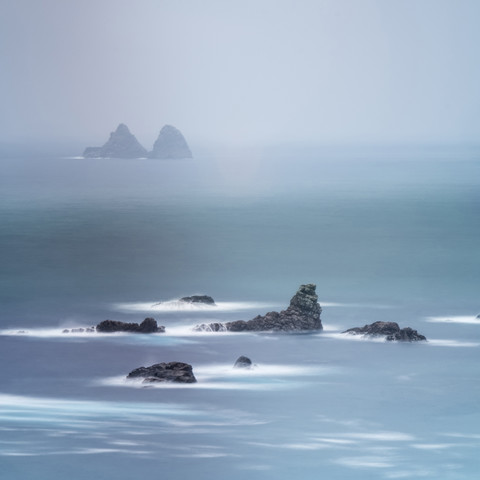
[0,147,479,479]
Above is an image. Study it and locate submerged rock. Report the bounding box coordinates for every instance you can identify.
[180,295,216,305]
[193,322,226,332]
[343,321,426,341]
[148,125,192,159]
[83,123,147,159]
[233,356,253,369]
[193,284,322,333]
[127,362,197,383]
[96,318,165,334]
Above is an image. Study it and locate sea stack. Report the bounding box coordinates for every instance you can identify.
[148,125,192,159]
[193,284,323,333]
[83,124,147,159]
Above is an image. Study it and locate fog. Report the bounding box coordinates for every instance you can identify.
[1,0,479,150]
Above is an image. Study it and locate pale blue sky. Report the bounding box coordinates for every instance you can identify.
[1,0,479,148]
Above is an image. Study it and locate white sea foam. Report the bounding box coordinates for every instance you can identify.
[334,456,394,468]
[96,363,331,391]
[426,339,480,348]
[425,315,480,325]
[113,300,277,313]
[320,332,387,343]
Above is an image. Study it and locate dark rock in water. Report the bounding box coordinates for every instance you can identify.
[96,318,165,334]
[234,356,252,369]
[127,362,197,383]
[148,125,192,159]
[83,123,147,159]
[343,321,426,341]
[193,284,322,333]
[477,314,480,319]
[180,295,215,305]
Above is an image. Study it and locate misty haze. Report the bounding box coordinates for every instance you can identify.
[0,2,479,480]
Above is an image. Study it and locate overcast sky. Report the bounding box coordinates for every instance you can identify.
[1,0,479,148]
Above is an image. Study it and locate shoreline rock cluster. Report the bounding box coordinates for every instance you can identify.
[83,123,192,159]
[96,318,165,333]
[343,321,426,342]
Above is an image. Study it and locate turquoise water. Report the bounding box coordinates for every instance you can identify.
[0,147,479,478]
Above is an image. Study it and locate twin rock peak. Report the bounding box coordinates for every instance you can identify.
[83,124,192,159]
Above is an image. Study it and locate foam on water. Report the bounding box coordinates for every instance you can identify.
[425,315,480,325]
[113,300,278,313]
[96,363,335,391]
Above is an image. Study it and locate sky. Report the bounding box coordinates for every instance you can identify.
[1,0,479,149]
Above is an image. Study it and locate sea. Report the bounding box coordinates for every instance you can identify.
[0,146,479,479]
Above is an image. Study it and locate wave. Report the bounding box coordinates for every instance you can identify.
[425,315,480,325]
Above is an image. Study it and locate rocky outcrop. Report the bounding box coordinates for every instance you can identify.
[234,356,253,369]
[148,125,192,159]
[193,284,322,333]
[62,327,95,334]
[193,322,227,332]
[343,321,426,341]
[83,124,147,158]
[96,318,165,333]
[180,295,215,305]
[127,362,197,383]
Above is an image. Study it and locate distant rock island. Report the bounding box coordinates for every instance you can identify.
[149,125,193,159]
[194,284,323,332]
[83,123,192,159]
[83,124,147,159]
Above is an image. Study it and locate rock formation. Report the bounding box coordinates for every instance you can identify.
[127,362,197,383]
[343,321,426,341]
[180,295,216,305]
[233,356,253,369]
[83,124,147,158]
[193,284,322,332]
[148,125,192,159]
[96,318,165,333]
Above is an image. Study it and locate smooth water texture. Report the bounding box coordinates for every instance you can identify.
[0,147,479,479]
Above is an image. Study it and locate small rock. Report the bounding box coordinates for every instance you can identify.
[180,295,216,305]
[127,362,196,383]
[234,356,253,369]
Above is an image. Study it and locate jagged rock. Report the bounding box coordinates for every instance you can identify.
[127,362,197,383]
[193,322,226,332]
[96,318,165,333]
[343,321,426,341]
[193,284,322,333]
[180,295,216,305]
[148,125,192,159]
[234,356,253,369]
[83,124,147,159]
